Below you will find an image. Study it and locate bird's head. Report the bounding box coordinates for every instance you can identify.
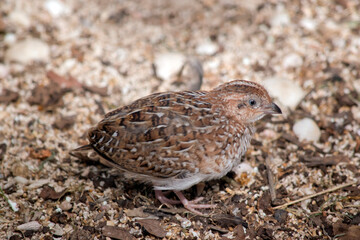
[211,80,282,124]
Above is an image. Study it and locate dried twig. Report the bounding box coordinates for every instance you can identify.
[265,157,277,202]
[273,180,358,210]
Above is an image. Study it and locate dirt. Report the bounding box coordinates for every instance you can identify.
[1,0,359,239]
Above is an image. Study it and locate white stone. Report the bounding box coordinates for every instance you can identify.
[233,162,254,175]
[44,0,67,17]
[154,52,185,81]
[8,199,19,212]
[282,53,303,68]
[0,64,9,78]
[260,129,277,139]
[353,79,360,94]
[242,57,251,66]
[28,179,50,189]
[270,7,290,27]
[351,106,360,121]
[5,38,50,64]
[175,214,192,228]
[52,224,64,236]
[263,77,306,109]
[59,200,72,211]
[233,162,256,186]
[4,33,17,45]
[17,221,42,231]
[293,118,321,142]
[196,40,219,55]
[14,176,29,185]
[206,58,220,70]
[189,228,201,238]
[8,10,31,28]
[300,18,317,31]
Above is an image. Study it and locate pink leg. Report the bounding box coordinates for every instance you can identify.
[174,191,216,215]
[155,190,181,205]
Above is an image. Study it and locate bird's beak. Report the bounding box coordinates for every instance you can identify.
[263,103,282,115]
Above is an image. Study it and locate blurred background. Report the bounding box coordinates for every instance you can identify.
[1,0,359,239]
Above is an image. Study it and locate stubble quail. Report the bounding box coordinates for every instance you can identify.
[70,80,282,214]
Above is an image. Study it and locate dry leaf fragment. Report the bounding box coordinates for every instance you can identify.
[71,46,84,62]
[27,82,70,109]
[0,89,19,104]
[212,214,247,228]
[102,226,135,240]
[123,207,149,218]
[47,70,82,88]
[39,185,66,200]
[137,219,167,238]
[302,155,350,167]
[69,229,92,240]
[53,115,76,130]
[29,148,52,160]
[0,143,7,161]
[82,85,108,96]
[16,221,42,231]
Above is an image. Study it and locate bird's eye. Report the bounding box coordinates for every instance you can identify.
[248,99,257,107]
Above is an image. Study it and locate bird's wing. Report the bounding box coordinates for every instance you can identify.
[87,91,219,179]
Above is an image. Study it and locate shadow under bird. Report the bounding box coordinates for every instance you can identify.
[70,79,282,215]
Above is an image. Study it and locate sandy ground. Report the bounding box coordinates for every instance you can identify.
[0,0,360,239]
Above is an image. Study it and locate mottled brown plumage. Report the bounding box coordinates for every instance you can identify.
[70,80,281,214]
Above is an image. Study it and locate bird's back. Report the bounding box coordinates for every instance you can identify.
[79,90,250,190]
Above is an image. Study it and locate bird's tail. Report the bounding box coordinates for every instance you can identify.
[69,145,101,162]
[69,144,122,170]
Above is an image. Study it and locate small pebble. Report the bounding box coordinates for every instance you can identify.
[233,162,254,175]
[3,33,17,45]
[154,52,185,81]
[8,10,31,27]
[263,77,306,109]
[5,38,50,64]
[351,106,360,120]
[59,200,72,211]
[300,18,317,31]
[293,118,321,142]
[282,53,303,69]
[158,57,203,92]
[175,214,192,228]
[44,0,67,17]
[189,228,201,238]
[8,199,19,212]
[233,162,256,186]
[14,176,29,185]
[270,6,290,27]
[179,58,203,91]
[11,163,31,178]
[52,224,64,236]
[196,40,219,55]
[260,129,277,139]
[27,179,50,189]
[55,207,62,213]
[0,64,9,78]
[274,209,288,224]
[17,221,42,231]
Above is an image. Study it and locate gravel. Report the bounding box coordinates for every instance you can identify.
[1,0,359,239]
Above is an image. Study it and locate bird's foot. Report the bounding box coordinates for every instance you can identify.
[174,191,216,215]
[155,190,216,215]
[155,190,181,205]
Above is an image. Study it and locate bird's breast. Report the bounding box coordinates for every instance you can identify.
[197,119,254,179]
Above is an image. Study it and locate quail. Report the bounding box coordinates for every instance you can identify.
[70,80,282,214]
